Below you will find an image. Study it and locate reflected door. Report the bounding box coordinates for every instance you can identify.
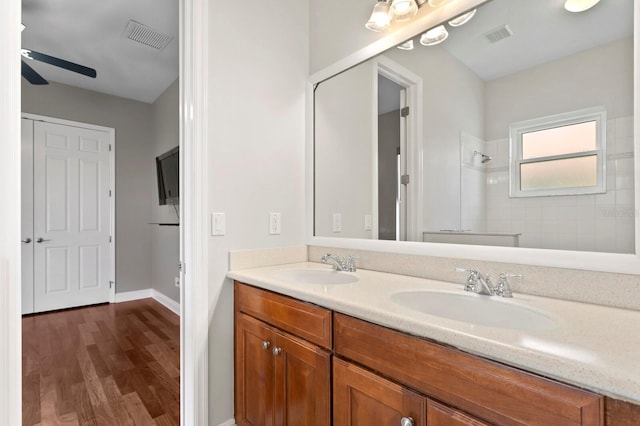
[32,121,111,312]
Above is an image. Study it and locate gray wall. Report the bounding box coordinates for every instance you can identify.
[150,79,180,302]
[22,80,154,294]
[378,109,400,240]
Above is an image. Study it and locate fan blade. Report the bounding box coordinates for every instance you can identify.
[21,60,49,85]
[22,49,97,78]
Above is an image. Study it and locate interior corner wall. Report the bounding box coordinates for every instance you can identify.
[21,81,154,294]
[150,79,180,303]
[207,0,309,422]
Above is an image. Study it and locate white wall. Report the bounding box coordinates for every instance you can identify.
[206,0,309,423]
[22,81,154,293]
[383,47,485,232]
[315,61,375,239]
[150,79,180,302]
[484,38,634,253]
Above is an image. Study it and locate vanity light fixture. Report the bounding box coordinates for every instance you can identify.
[427,0,451,7]
[563,0,601,12]
[365,0,392,32]
[420,25,448,46]
[397,40,415,50]
[448,9,477,27]
[390,0,419,21]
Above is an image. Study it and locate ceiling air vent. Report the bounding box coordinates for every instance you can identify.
[484,25,513,44]
[123,20,174,51]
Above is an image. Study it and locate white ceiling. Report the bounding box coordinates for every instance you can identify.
[21,0,179,103]
[442,0,634,81]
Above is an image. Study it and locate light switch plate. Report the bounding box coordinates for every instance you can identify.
[364,214,372,231]
[332,213,342,232]
[269,212,281,235]
[211,212,225,236]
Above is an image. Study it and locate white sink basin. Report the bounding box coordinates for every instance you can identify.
[274,269,359,285]
[390,290,557,331]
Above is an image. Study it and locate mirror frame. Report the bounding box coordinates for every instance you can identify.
[306,0,640,275]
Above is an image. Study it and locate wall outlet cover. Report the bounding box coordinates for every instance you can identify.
[332,213,342,232]
[269,212,281,235]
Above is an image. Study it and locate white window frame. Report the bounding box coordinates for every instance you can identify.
[509,106,607,198]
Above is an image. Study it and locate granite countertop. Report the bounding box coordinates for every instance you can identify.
[227,262,640,404]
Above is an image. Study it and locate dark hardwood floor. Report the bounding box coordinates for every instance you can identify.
[22,298,180,425]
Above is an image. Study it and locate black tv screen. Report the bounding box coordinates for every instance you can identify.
[156,146,179,205]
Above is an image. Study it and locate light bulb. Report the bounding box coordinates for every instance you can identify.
[564,0,601,12]
[365,1,392,32]
[420,25,448,46]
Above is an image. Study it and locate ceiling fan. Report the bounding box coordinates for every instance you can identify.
[21,24,97,85]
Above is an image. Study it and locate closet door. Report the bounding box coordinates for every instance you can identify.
[33,121,111,312]
[21,118,34,314]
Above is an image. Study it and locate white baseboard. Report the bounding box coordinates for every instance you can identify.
[218,420,236,426]
[114,289,152,303]
[114,288,180,316]
[151,289,180,316]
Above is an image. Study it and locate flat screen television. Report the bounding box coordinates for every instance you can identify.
[156,146,179,205]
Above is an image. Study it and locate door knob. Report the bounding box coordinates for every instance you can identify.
[36,237,50,243]
[21,238,32,244]
[400,417,415,426]
[261,340,271,350]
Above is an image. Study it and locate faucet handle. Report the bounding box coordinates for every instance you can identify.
[345,255,359,272]
[495,273,523,298]
[455,267,480,292]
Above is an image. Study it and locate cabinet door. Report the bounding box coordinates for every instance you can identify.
[427,400,490,426]
[334,357,426,426]
[274,331,331,426]
[235,313,276,426]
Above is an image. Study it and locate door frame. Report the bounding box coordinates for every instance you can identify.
[0,0,210,424]
[373,56,424,242]
[21,113,117,306]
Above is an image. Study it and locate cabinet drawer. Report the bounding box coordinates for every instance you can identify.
[334,313,603,426]
[235,282,332,349]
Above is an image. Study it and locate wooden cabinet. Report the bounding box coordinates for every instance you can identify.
[334,357,426,426]
[234,281,640,426]
[427,400,490,426]
[333,313,603,425]
[235,283,331,426]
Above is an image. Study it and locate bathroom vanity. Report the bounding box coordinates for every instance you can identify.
[230,263,640,425]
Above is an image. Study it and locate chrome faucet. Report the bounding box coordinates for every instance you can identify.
[456,268,522,297]
[321,253,358,272]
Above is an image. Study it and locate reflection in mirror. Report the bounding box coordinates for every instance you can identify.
[314,0,634,253]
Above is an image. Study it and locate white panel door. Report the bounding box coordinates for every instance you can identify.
[33,121,111,312]
[21,119,35,314]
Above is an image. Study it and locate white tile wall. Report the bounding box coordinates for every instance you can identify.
[484,117,635,253]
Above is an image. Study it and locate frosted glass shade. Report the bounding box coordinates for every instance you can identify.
[448,9,476,27]
[428,0,450,7]
[564,0,601,12]
[365,1,392,32]
[390,0,418,21]
[420,25,448,46]
[397,40,414,50]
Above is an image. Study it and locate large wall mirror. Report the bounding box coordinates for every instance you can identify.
[314,0,636,262]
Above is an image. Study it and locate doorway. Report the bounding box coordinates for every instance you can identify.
[21,115,115,314]
[375,57,424,242]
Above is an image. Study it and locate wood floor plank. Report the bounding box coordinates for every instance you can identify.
[23,299,179,426]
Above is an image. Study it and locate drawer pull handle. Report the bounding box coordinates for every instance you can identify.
[400,417,415,426]
[273,347,282,356]
[261,340,271,350]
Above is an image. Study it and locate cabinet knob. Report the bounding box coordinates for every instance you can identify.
[400,417,415,426]
[272,347,282,356]
[261,340,271,350]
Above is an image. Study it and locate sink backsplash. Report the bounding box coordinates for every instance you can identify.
[228,245,640,311]
[308,246,640,311]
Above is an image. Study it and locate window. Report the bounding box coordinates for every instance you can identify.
[509,107,606,197]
